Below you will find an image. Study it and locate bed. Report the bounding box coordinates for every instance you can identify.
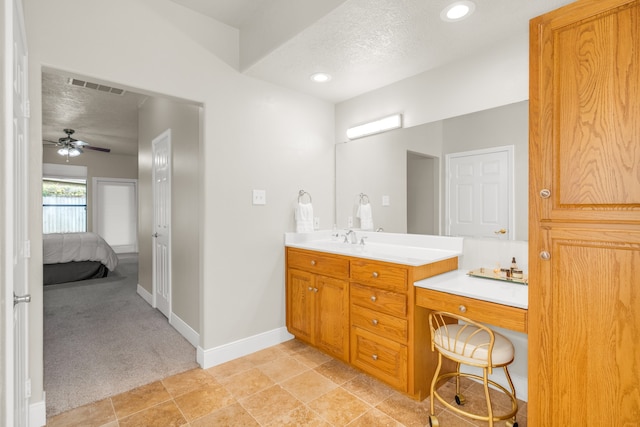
[43,232,119,285]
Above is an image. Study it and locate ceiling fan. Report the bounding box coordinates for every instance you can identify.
[43,128,111,161]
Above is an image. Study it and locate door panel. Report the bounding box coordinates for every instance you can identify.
[5,0,30,424]
[447,147,512,238]
[152,130,171,318]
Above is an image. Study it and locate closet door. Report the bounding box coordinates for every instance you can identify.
[529,0,640,424]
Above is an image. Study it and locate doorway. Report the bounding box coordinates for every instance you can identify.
[40,69,202,417]
[407,151,439,235]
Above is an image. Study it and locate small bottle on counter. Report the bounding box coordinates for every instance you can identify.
[511,257,518,273]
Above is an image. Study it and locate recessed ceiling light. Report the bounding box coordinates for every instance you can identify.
[441,1,475,22]
[310,72,332,83]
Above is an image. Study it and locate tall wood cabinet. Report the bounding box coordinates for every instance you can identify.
[529,0,640,424]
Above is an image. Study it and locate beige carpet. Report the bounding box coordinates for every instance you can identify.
[43,254,198,417]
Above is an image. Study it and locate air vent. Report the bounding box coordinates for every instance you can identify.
[68,78,126,96]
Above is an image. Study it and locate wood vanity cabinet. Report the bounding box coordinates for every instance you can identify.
[286,248,350,362]
[529,0,640,424]
[286,246,458,399]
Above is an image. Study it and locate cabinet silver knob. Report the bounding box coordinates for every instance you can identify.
[458,305,467,313]
[372,319,379,326]
[540,189,551,199]
[372,354,378,361]
[310,260,316,266]
[540,251,551,260]
[370,295,377,302]
[372,272,379,278]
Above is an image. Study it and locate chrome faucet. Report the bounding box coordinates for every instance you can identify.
[344,229,357,244]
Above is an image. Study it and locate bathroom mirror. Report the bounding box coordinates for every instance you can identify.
[335,101,529,240]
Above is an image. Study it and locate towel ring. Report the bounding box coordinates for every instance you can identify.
[359,193,370,204]
[298,190,312,203]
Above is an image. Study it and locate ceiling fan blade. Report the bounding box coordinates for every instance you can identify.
[74,140,89,146]
[43,139,60,145]
[83,145,111,153]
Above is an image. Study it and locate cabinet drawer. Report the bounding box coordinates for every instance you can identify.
[351,283,407,317]
[416,288,528,334]
[351,304,407,343]
[287,248,349,279]
[351,260,407,292]
[350,327,407,392]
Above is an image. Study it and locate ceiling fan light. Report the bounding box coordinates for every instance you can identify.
[57,147,69,156]
[68,147,82,157]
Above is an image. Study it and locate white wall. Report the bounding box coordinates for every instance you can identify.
[24,0,335,409]
[138,96,201,333]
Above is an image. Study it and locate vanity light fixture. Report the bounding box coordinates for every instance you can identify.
[440,1,475,22]
[346,113,403,140]
[310,72,332,83]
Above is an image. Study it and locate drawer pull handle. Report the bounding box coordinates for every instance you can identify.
[310,260,316,266]
[372,319,379,326]
[458,305,467,313]
[308,287,313,291]
[372,354,378,361]
[370,295,377,302]
[313,287,318,293]
[372,272,379,278]
[540,251,551,260]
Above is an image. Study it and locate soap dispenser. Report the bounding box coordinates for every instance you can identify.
[510,257,518,272]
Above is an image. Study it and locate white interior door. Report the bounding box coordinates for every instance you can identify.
[446,146,513,239]
[93,177,138,253]
[3,0,31,424]
[152,130,171,319]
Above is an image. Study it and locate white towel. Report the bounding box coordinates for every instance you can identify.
[357,202,373,231]
[295,202,314,233]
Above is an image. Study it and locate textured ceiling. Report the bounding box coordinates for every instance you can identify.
[42,0,578,157]
[42,72,146,157]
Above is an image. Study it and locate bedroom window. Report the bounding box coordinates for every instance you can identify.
[43,178,87,233]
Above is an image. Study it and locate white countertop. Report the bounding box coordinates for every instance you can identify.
[285,231,463,267]
[414,269,528,309]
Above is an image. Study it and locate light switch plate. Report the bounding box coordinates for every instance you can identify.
[382,195,390,206]
[347,216,353,227]
[314,217,320,229]
[252,189,266,205]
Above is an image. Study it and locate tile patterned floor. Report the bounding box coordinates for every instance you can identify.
[47,340,527,427]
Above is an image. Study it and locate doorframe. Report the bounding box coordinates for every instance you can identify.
[444,145,515,239]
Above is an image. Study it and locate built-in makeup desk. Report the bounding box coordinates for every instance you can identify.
[414,270,528,334]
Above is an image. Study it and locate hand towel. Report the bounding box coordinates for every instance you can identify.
[295,202,314,233]
[357,202,373,231]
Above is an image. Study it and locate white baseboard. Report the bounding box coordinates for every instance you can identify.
[136,283,200,354]
[169,313,199,348]
[198,327,294,369]
[29,397,46,427]
[137,283,153,306]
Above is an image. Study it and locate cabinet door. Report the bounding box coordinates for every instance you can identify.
[529,228,640,425]
[530,0,640,224]
[315,275,350,362]
[287,268,316,344]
